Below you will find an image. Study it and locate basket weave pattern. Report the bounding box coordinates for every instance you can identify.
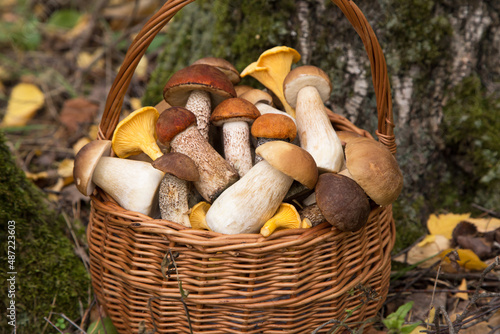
[88,0,397,333]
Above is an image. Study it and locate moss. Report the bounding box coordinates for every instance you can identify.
[433,75,500,212]
[0,131,90,333]
[380,0,452,72]
[392,196,428,254]
[143,0,296,106]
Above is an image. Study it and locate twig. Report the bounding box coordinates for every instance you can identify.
[471,203,500,218]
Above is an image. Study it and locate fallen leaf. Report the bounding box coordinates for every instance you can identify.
[59,97,98,133]
[455,235,491,259]
[454,278,468,301]
[427,213,471,239]
[439,249,488,272]
[465,217,500,233]
[393,234,450,267]
[458,322,492,334]
[1,83,44,127]
[57,159,74,178]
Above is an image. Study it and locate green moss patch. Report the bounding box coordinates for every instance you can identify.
[0,131,90,333]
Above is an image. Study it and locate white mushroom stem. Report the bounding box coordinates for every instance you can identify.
[295,86,343,173]
[206,160,293,234]
[93,157,164,216]
[158,174,191,227]
[222,121,253,177]
[171,125,238,203]
[255,103,297,125]
[185,90,211,140]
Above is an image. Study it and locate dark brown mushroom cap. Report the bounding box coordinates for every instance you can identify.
[156,106,197,145]
[192,57,241,84]
[251,113,297,142]
[256,141,318,189]
[315,173,371,232]
[73,140,112,196]
[210,98,261,126]
[152,152,200,181]
[163,64,236,107]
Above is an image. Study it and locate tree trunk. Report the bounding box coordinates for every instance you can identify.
[144,0,500,250]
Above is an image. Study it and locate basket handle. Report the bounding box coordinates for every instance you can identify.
[98,0,396,154]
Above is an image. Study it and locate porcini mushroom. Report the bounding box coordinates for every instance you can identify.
[283,65,344,173]
[241,46,301,117]
[251,113,297,163]
[163,64,236,140]
[260,203,310,237]
[210,98,260,177]
[156,106,239,203]
[315,173,371,232]
[74,140,163,216]
[152,152,200,227]
[111,106,163,161]
[192,57,241,84]
[339,136,404,206]
[205,141,317,234]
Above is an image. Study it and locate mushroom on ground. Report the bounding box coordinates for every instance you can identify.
[156,106,239,203]
[152,152,200,227]
[74,140,164,216]
[163,64,236,140]
[241,46,301,117]
[111,106,163,161]
[283,65,344,173]
[210,97,260,177]
[339,136,404,206]
[260,203,311,237]
[192,57,241,84]
[205,141,318,235]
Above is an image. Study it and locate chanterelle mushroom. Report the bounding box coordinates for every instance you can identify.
[283,65,343,173]
[156,106,239,203]
[111,106,163,161]
[339,136,404,206]
[163,64,236,140]
[260,203,310,237]
[241,46,301,117]
[205,141,317,234]
[152,152,200,227]
[74,140,163,216]
[210,97,260,177]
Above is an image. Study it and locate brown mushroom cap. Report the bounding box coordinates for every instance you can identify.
[315,173,371,232]
[283,65,332,108]
[163,64,236,107]
[240,89,273,106]
[73,140,112,196]
[344,137,404,206]
[336,130,363,144]
[156,106,197,145]
[152,152,200,182]
[256,141,318,189]
[210,98,261,126]
[251,113,297,142]
[192,57,241,84]
[234,85,254,97]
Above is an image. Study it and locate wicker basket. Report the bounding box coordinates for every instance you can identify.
[88,0,397,333]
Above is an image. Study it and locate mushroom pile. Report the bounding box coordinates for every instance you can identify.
[73,48,403,236]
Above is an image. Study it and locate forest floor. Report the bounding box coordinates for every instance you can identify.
[1,1,499,333]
